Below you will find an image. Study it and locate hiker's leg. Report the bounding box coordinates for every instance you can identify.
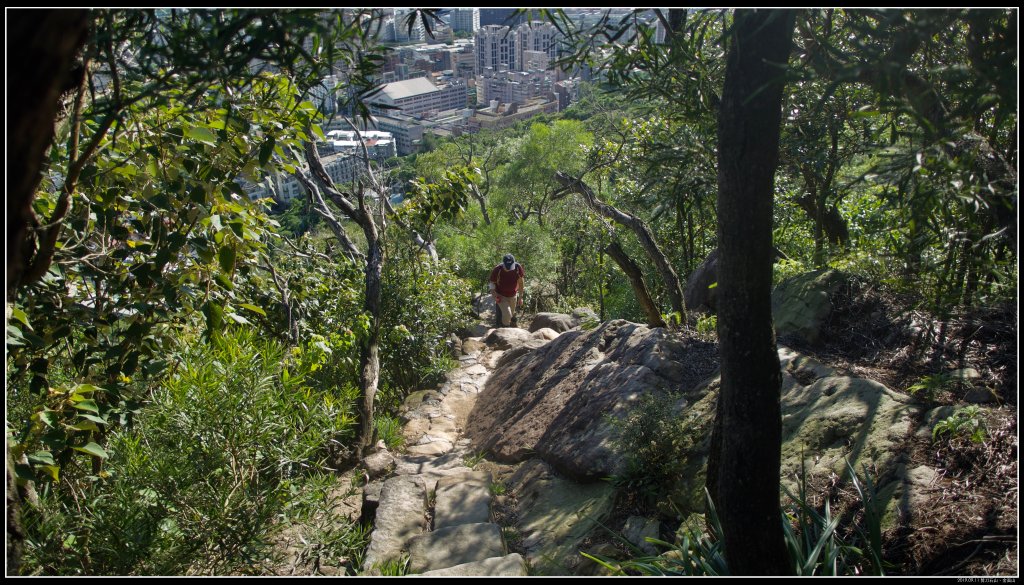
[497,295,513,327]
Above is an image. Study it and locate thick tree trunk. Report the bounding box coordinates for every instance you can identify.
[6,10,90,572]
[7,9,89,296]
[712,9,795,576]
[603,241,667,327]
[553,172,687,321]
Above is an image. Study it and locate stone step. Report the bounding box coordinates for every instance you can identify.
[418,553,528,576]
[406,436,455,457]
[394,453,473,493]
[434,471,492,530]
[407,522,506,574]
[363,475,427,573]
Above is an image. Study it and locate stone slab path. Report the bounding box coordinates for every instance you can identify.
[361,328,528,576]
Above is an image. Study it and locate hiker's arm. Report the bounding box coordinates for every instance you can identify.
[517,276,525,306]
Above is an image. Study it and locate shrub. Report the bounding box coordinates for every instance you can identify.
[695,314,717,338]
[20,329,359,575]
[609,393,694,504]
[378,255,471,410]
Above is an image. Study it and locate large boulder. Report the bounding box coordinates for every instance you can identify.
[528,313,577,333]
[771,269,848,345]
[528,308,599,333]
[466,320,719,481]
[509,459,615,575]
[484,327,533,350]
[684,248,720,314]
[663,347,924,518]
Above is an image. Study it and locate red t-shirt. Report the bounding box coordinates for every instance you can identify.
[490,263,524,297]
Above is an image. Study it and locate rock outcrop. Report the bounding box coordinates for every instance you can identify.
[362,286,949,575]
[771,269,848,345]
[466,320,719,481]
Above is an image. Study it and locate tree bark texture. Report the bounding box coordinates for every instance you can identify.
[7,9,89,296]
[302,141,383,456]
[356,203,383,456]
[713,9,796,576]
[6,10,90,571]
[603,241,667,327]
[553,172,687,321]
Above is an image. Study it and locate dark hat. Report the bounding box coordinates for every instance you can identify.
[503,253,515,268]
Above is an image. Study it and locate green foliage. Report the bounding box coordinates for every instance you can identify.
[378,255,471,410]
[608,393,694,503]
[437,209,557,296]
[273,472,372,574]
[694,313,717,338]
[781,469,864,575]
[499,119,594,222]
[374,415,405,451]
[598,463,887,576]
[402,166,476,239]
[19,329,359,575]
[845,461,887,575]
[274,197,322,239]
[582,490,728,576]
[932,405,988,444]
[10,68,326,487]
[463,451,487,469]
[367,556,410,576]
[10,382,113,486]
[772,258,809,287]
[907,372,954,401]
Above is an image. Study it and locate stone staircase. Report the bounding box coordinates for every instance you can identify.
[360,328,528,576]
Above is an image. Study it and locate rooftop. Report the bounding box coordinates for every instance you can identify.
[379,77,439,101]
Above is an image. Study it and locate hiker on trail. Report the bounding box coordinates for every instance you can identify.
[489,253,525,327]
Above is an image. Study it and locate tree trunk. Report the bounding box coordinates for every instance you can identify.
[357,218,383,455]
[301,140,384,456]
[553,172,687,321]
[6,10,90,571]
[604,241,667,327]
[6,444,25,575]
[471,183,492,225]
[712,8,795,576]
[7,9,90,297]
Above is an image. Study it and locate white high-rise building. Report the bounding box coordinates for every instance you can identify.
[516,22,559,70]
[450,8,480,33]
[475,24,517,73]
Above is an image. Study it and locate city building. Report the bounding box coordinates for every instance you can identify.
[323,129,397,161]
[467,96,559,131]
[450,8,480,33]
[368,77,468,117]
[476,68,558,106]
[309,75,340,114]
[475,25,517,73]
[241,130,396,202]
[516,22,560,69]
[370,113,426,156]
[393,9,427,43]
[480,8,524,27]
